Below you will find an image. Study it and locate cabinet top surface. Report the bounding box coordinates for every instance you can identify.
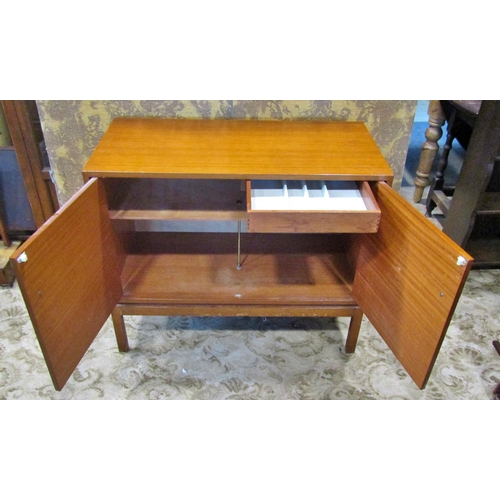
[83,118,394,180]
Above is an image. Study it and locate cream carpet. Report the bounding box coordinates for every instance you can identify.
[1,265,499,399]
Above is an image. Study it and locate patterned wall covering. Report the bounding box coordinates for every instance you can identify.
[0,106,12,147]
[36,100,417,204]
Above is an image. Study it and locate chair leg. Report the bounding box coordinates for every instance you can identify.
[0,209,11,247]
[413,101,446,203]
[426,108,457,217]
[493,341,500,399]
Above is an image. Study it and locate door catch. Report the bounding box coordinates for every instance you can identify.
[17,252,28,263]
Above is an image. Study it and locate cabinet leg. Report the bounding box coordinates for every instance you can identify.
[345,310,363,353]
[111,307,130,352]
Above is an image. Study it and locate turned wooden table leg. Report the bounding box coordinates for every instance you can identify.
[426,107,457,217]
[413,100,446,203]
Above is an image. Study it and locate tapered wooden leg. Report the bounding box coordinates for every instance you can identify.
[345,310,363,353]
[111,307,129,352]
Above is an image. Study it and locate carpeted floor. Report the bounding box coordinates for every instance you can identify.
[1,267,499,399]
[1,105,499,399]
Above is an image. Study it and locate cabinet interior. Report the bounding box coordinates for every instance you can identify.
[104,178,377,219]
[103,177,381,234]
[104,178,247,221]
[103,176,360,306]
[117,232,358,306]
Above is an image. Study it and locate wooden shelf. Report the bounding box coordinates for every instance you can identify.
[105,178,246,221]
[120,232,356,305]
[477,191,500,215]
[466,237,500,268]
[439,101,500,268]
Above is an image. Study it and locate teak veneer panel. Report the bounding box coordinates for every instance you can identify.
[353,182,473,389]
[83,119,394,181]
[10,179,125,390]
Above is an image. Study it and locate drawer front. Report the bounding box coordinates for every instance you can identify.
[247,180,381,233]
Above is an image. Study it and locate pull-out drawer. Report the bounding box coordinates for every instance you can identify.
[247,180,381,233]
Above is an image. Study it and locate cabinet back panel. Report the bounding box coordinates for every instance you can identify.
[104,178,246,220]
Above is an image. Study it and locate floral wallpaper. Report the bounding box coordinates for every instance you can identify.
[0,105,12,147]
[36,100,417,204]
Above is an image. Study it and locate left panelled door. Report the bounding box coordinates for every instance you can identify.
[10,178,126,390]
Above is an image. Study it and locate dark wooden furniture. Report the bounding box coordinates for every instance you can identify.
[413,101,481,203]
[494,340,500,399]
[0,187,14,285]
[435,101,500,268]
[10,119,473,391]
[0,203,9,247]
[1,100,59,229]
[413,101,447,202]
[440,101,481,149]
[0,183,15,285]
[0,101,59,286]
[425,101,481,218]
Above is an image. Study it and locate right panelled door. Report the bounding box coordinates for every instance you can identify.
[353,182,473,389]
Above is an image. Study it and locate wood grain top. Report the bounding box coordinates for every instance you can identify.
[83,118,394,181]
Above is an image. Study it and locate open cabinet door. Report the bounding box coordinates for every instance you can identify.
[353,182,473,389]
[10,178,125,390]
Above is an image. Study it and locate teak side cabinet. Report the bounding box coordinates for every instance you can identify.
[10,119,473,391]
